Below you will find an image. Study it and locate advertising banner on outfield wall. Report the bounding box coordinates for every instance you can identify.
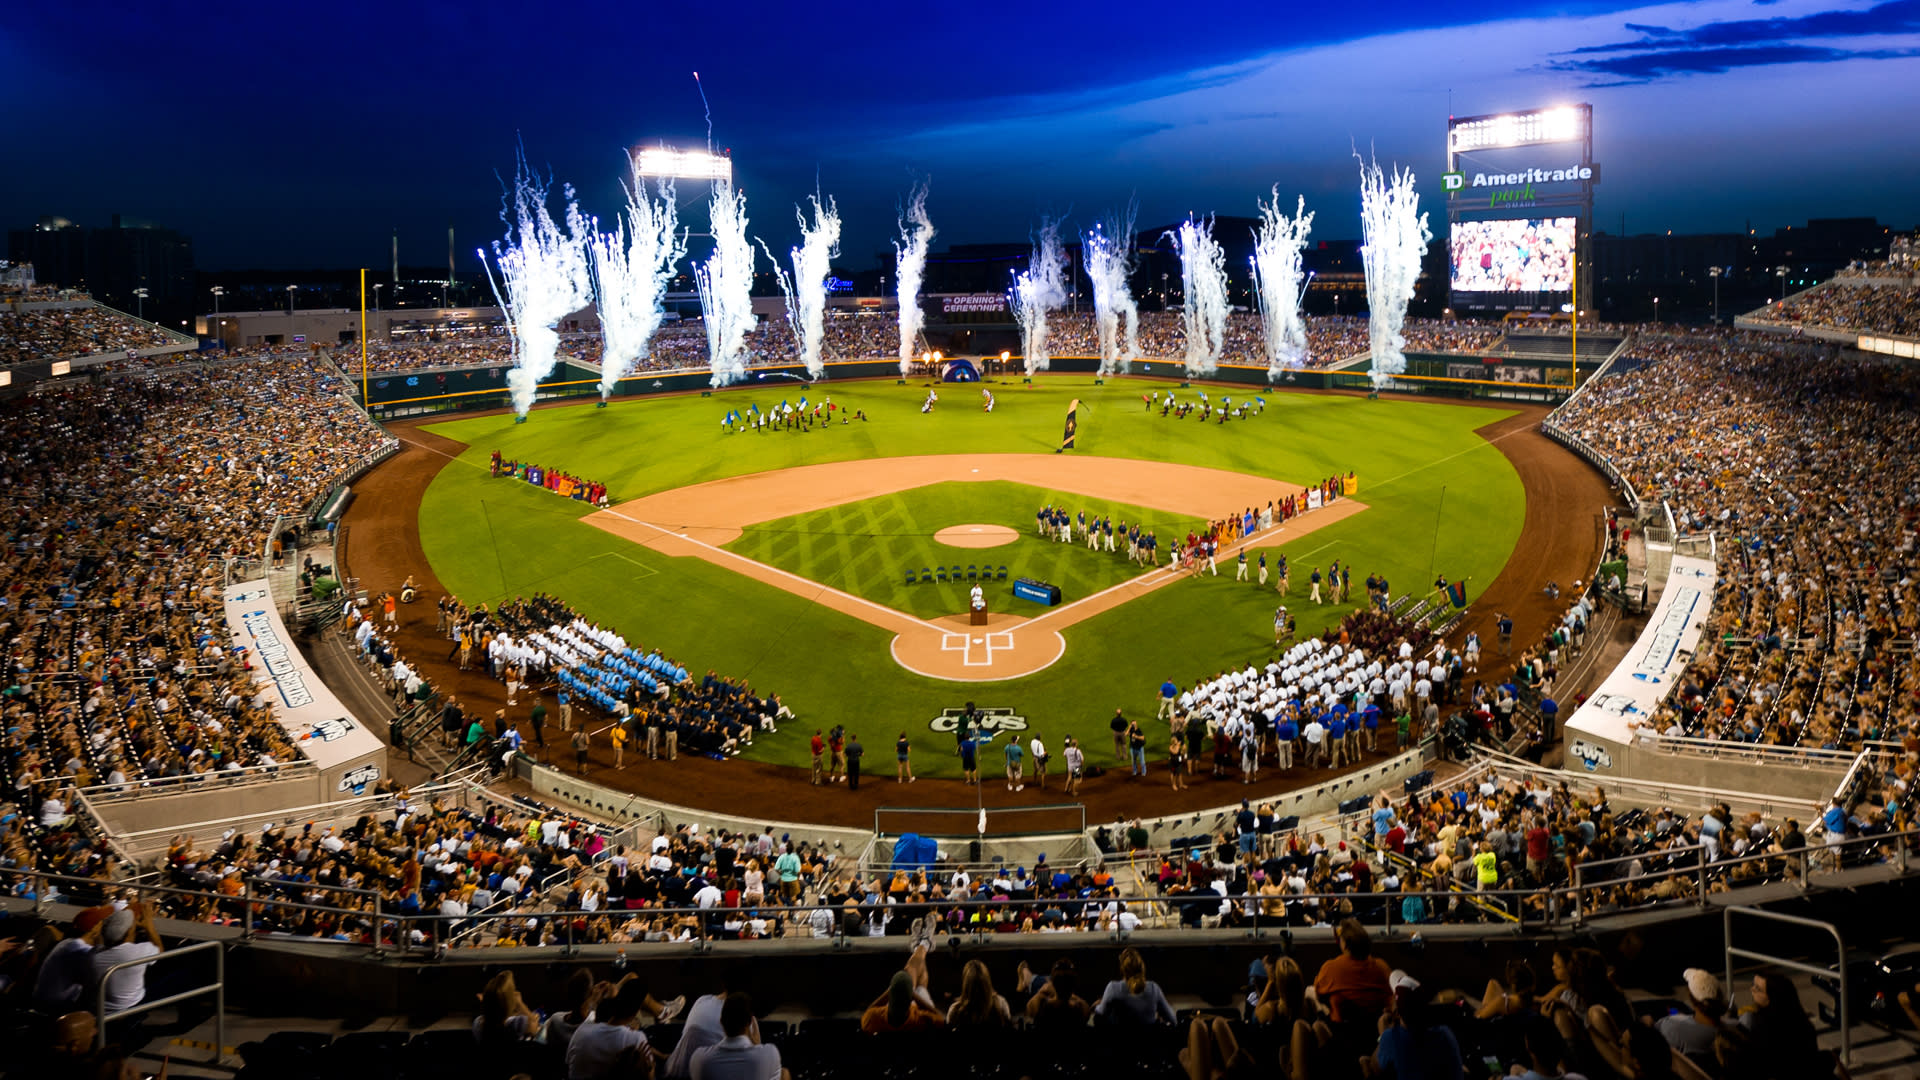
[1562,553,1718,758]
[223,579,387,797]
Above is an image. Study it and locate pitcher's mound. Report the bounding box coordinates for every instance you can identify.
[934,524,1019,548]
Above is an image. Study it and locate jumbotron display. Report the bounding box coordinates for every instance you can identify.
[1449,216,1576,295]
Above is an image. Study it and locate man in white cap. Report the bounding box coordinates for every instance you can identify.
[90,904,164,1013]
[1657,968,1728,1057]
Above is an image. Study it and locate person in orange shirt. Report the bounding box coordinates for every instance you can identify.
[1311,918,1392,1026]
[861,938,945,1033]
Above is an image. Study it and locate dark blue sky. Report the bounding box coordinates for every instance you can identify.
[6,0,1916,271]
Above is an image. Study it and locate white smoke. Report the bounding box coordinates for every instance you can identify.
[480,153,593,419]
[1085,208,1139,376]
[1172,216,1228,376]
[695,180,757,387]
[1011,217,1069,377]
[1250,189,1315,380]
[589,166,687,400]
[894,178,934,374]
[1356,153,1431,388]
[760,194,842,379]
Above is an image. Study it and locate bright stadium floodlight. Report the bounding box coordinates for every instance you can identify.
[1448,105,1590,154]
[633,147,733,182]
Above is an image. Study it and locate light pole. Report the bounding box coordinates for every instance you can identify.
[210,285,224,321]
[1652,296,1660,324]
[132,287,149,320]
[287,285,297,340]
[1775,265,1789,304]
[1708,266,1722,325]
[373,283,384,312]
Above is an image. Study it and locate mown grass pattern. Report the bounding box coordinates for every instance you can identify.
[416,377,1525,776]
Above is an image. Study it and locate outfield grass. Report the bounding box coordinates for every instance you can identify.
[415,377,1525,778]
[724,480,1203,619]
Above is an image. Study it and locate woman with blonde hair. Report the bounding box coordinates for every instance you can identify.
[471,970,540,1044]
[1096,947,1176,1026]
[946,958,1012,1028]
[741,858,765,907]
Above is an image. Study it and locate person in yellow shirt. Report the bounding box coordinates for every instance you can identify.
[610,721,629,768]
[1473,841,1499,891]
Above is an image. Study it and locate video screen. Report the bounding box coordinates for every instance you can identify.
[1450,217,1576,294]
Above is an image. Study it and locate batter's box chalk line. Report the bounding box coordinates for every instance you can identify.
[941,630,1017,666]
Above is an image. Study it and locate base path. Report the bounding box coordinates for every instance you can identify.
[583,453,1365,681]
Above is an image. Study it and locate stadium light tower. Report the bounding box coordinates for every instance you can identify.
[1775,265,1790,303]
[132,287,148,320]
[633,146,733,183]
[373,283,384,311]
[1708,265,1722,324]
[209,284,224,318]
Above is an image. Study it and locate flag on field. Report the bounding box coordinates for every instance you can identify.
[749,402,760,415]
[798,395,808,411]
[1447,580,1468,608]
[1255,396,1266,406]
[1060,398,1081,452]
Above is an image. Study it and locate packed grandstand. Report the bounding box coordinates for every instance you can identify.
[0,275,1916,1080]
[335,311,1507,376]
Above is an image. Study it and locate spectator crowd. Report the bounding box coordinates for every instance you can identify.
[0,357,394,894]
[1,302,186,365]
[1754,281,1920,337]
[1557,329,1919,761]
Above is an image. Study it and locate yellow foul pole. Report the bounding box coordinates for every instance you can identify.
[1569,250,1578,393]
[359,268,368,405]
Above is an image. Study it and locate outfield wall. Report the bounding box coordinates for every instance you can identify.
[356,353,1599,419]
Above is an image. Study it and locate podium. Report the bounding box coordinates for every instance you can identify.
[969,607,989,626]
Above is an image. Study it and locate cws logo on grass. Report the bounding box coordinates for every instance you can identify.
[929,707,1028,741]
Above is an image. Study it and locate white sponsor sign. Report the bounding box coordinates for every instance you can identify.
[1570,738,1614,772]
[224,579,385,772]
[940,294,1008,314]
[1564,554,1718,745]
[338,764,381,794]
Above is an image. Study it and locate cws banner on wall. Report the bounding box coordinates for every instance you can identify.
[223,580,387,797]
[1060,399,1080,451]
[1563,553,1718,754]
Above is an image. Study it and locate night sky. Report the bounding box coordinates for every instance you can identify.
[7,0,1917,271]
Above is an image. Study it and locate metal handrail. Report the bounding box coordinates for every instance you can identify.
[74,759,317,801]
[1724,906,1851,1066]
[17,819,1915,957]
[94,938,225,1064]
[1630,731,1862,764]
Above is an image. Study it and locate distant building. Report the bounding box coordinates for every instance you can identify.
[7,215,196,330]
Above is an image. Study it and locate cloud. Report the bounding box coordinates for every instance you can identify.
[1573,0,1920,50]
[1561,41,1920,78]
[1555,0,1920,80]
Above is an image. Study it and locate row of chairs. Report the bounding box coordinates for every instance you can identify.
[908,565,1008,584]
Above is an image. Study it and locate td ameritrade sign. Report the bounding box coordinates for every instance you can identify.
[1447,164,1598,203]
